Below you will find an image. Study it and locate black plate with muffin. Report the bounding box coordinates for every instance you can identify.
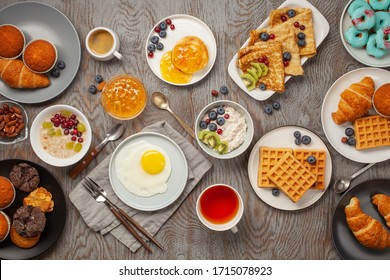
[0,159,66,259]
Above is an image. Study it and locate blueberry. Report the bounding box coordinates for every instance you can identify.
[220,86,228,95]
[217,117,225,126]
[57,60,66,70]
[95,75,103,83]
[307,155,316,164]
[208,110,217,120]
[208,123,217,132]
[297,32,306,40]
[51,68,60,78]
[159,30,167,38]
[260,32,270,41]
[89,85,97,94]
[259,83,267,91]
[302,135,311,145]
[347,137,356,146]
[272,188,280,196]
[345,127,354,137]
[148,44,156,52]
[264,105,272,115]
[151,36,159,44]
[217,106,225,115]
[272,101,280,110]
[294,131,301,139]
[159,22,168,30]
[295,138,302,145]
[287,9,296,18]
[298,39,306,47]
[283,52,292,61]
[199,121,207,129]
[156,43,164,50]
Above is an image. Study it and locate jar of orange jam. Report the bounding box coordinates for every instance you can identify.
[101,74,147,120]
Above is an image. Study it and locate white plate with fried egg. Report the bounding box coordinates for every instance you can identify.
[109,132,188,211]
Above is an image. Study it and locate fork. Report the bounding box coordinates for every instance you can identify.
[82,179,154,253]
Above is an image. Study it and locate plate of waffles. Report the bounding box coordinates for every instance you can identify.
[321,67,390,163]
[247,126,332,211]
[145,14,217,86]
[228,0,329,101]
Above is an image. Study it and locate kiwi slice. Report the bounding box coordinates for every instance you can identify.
[239,73,256,91]
[198,131,209,144]
[259,63,268,77]
[247,67,258,81]
[204,132,221,149]
[250,62,263,78]
[216,141,229,155]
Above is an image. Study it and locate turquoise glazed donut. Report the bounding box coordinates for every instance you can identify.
[352,7,376,30]
[376,26,390,48]
[345,26,369,47]
[374,11,390,31]
[368,0,390,10]
[348,0,371,17]
[367,33,388,57]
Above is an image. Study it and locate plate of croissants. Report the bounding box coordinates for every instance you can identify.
[321,67,390,163]
[332,179,390,260]
[0,2,81,104]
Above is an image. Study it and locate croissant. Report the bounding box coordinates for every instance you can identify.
[0,59,50,89]
[345,197,390,249]
[372,194,390,228]
[332,76,375,125]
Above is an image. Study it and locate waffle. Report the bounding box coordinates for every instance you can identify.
[267,152,317,203]
[354,115,390,150]
[258,147,292,188]
[293,149,326,190]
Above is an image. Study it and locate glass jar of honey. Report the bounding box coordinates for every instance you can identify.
[101,74,147,120]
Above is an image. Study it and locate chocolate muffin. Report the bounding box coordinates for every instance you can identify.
[12,205,46,238]
[9,163,40,192]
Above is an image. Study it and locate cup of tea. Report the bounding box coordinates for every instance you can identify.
[85,27,122,61]
[196,184,244,233]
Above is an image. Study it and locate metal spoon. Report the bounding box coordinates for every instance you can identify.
[151,92,196,139]
[69,124,125,179]
[333,162,376,193]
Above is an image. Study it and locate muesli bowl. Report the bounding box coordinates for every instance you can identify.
[30,105,92,167]
[195,100,254,159]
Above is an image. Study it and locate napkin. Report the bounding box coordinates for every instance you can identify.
[69,121,212,252]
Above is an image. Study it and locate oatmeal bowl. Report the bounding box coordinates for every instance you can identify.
[30,105,92,167]
[195,100,254,159]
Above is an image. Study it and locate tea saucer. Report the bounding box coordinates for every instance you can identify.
[145,14,217,86]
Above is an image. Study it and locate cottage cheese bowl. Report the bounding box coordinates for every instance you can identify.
[195,100,254,159]
[30,105,92,167]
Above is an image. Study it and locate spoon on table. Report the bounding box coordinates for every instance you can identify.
[333,162,376,193]
[151,92,196,139]
[69,123,125,179]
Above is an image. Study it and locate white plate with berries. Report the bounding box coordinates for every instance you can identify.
[247,126,332,211]
[321,67,390,163]
[227,0,330,101]
[145,14,217,86]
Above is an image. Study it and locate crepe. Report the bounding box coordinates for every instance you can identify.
[268,8,309,27]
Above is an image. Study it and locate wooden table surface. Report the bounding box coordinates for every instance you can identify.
[1,0,389,260]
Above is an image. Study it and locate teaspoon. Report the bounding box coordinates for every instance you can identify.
[333,162,376,193]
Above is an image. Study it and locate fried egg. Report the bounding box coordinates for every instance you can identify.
[115,140,171,197]
[160,51,192,84]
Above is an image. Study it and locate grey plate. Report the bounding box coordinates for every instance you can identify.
[0,1,81,104]
[109,132,188,211]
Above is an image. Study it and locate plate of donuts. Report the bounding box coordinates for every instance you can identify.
[340,0,390,67]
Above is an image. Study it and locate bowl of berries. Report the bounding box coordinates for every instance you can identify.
[30,105,92,167]
[195,100,254,159]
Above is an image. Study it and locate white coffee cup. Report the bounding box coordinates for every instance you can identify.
[196,184,244,233]
[85,27,122,61]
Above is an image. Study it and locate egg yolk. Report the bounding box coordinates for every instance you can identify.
[141,150,166,175]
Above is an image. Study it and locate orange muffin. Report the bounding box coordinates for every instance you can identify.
[23,39,57,73]
[0,24,25,59]
[373,83,390,117]
[0,176,16,210]
[0,211,11,242]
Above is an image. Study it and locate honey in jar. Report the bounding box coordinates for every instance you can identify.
[101,75,147,119]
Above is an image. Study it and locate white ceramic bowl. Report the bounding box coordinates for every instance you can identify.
[30,105,92,167]
[195,100,254,159]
